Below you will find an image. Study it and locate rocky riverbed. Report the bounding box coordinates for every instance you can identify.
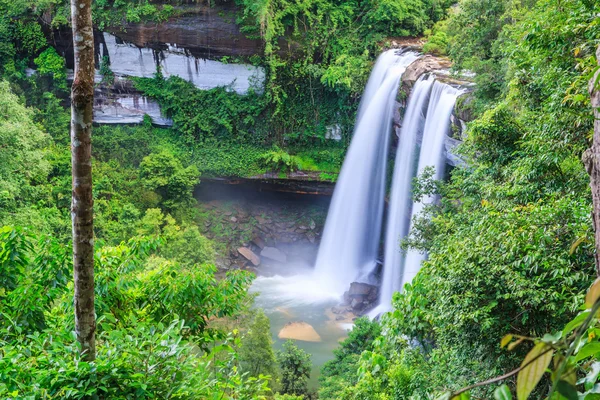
[194,180,329,273]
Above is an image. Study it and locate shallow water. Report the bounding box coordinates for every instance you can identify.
[250,265,352,389]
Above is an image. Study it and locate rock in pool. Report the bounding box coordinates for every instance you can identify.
[278,321,321,342]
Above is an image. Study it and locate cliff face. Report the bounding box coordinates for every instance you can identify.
[45,3,268,127]
[106,4,264,60]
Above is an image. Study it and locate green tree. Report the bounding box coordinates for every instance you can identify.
[139,150,200,208]
[0,81,50,219]
[319,317,381,399]
[240,310,278,384]
[277,340,312,397]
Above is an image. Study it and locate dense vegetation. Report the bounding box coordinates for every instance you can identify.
[0,0,599,397]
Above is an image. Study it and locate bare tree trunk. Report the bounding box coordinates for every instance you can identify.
[583,45,600,277]
[70,0,96,361]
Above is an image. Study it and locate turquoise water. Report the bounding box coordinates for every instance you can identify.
[251,270,352,389]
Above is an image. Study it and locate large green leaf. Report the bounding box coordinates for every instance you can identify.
[516,343,553,400]
[586,278,600,308]
[575,342,600,362]
[556,380,578,400]
[563,312,591,337]
[494,384,512,400]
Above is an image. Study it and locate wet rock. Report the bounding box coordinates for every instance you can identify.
[230,216,238,223]
[260,246,287,263]
[278,321,322,342]
[401,55,453,91]
[251,236,266,250]
[306,232,316,244]
[348,282,377,296]
[331,306,345,315]
[237,247,260,266]
[343,282,379,313]
[351,298,363,310]
[310,220,316,230]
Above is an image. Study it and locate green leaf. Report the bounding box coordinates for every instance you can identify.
[575,342,600,362]
[451,392,470,400]
[516,343,553,400]
[570,236,586,255]
[563,312,591,337]
[509,337,526,351]
[556,380,578,400]
[542,332,562,344]
[586,278,600,308]
[494,384,512,400]
[501,334,514,348]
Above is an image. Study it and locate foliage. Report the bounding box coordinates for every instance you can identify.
[0,81,51,219]
[99,55,114,85]
[139,150,200,209]
[93,0,176,30]
[239,310,279,386]
[319,317,381,399]
[423,20,449,56]
[34,47,68,90]
[134,76,267,144]
[259,146,303,173]
[277,340,312,397]
[0,226,264,398]
[0,319,269,399]
[235,0,453,143]
[437,279,600,399]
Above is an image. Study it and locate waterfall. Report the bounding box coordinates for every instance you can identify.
[313,49,418,294]
[401,82,462,287]
[369,76,434,316]
[370,78,461,316]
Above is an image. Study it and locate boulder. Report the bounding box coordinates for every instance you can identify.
[261,246,288,263]
[278,321,321,342]
[343,282,379,313]
[256,216,269,225]
[351,298,363,310]
[251,236,266,250]
[401,55,452,90]
[237,247,260,266]
[348,282,377,296]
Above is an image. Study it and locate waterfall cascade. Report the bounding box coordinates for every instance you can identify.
[313,49,418,294]
[370,77,462,316]
[401,82,462,288]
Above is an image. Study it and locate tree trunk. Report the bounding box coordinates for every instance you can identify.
[583,45,600,277]
[70,0,96,361]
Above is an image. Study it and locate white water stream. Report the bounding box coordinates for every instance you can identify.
[370,78,462,316]
[313,50,418,295]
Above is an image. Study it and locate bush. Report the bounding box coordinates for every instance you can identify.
[0,320,269,399]
[139,151,200,208]
[259,147,303,173]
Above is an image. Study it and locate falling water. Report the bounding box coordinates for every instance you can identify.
[369,76,435,316]
[401,82,462,288]
[370,78,461,316]
[313,50,418,295]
